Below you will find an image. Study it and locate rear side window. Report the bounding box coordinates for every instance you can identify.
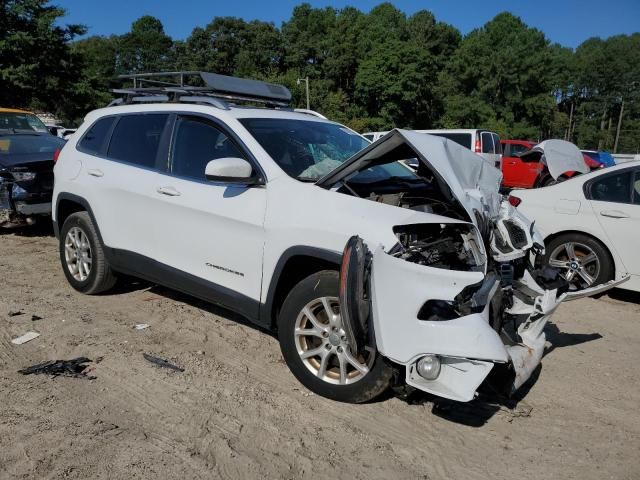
[107,114,169,168]
[633,171,640,205]
[171,116,246,181]
[481,132,494,153]
[428,133,472,149]
[589,170,632,204]
[78,117,115,155]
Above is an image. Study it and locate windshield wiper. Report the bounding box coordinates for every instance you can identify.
[297,176,319,183]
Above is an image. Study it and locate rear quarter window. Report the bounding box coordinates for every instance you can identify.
[77,117,115,155]
[587,170,633,204]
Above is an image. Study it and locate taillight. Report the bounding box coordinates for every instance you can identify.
[474,137,482,153]
[508,195,522,207]
[53,148,61,163]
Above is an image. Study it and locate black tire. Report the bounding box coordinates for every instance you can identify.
[59,211,117,294]
[278,270,393,403]
[542,233,614,290]
[539,173,567,187]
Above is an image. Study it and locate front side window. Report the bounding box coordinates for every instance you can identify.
[510,143,531,156]
[589,170,632,204]
[170,116,246,181]
[107,114,169,168]
[633,170,640,205]
[78,117,115,155]
[240,118,394,181]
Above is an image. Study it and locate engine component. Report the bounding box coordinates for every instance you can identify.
[390,224,485,271]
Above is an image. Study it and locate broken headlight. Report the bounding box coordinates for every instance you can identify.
[389,223,486,272]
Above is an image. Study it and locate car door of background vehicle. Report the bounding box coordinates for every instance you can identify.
[152,114,267,317]
[587,167,640,280]
[76,113,170,261]
[501,142,539,188]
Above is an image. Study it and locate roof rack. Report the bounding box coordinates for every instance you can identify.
[111,72,292,109]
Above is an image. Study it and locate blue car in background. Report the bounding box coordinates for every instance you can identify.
[581,150,616,168]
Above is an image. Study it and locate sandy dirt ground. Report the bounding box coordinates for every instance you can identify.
[1,227,639,480]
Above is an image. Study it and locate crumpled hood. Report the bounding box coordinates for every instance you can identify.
[316,128,503,218]
[519,139,589,179]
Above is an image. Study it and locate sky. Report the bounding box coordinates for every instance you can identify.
[54,0,639,48]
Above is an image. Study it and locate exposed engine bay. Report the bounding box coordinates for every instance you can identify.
[389,223,485,272]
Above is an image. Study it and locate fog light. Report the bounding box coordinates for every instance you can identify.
[416,355,441,380]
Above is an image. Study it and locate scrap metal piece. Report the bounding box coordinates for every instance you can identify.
[143,353,185,372]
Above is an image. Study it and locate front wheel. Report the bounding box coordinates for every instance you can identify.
[278,270,393,403]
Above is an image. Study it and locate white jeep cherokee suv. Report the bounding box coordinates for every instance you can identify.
[52,73,620,404]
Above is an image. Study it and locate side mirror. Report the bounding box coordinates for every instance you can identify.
[204,157,262,185]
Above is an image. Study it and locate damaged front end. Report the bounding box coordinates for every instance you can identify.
[330,129,623,403]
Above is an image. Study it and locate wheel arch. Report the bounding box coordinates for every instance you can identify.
[54,193,104,246]
[261,247,342,330]
[542,229,617,275]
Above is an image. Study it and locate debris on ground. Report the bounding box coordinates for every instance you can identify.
[143,353,185,372]
[134,323,150,330]
[8,310,24,317]
[18,357,97,379]
[11,331,40,345]
[31,315,43,321]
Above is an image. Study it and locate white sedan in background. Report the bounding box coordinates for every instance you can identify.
[511,161,640,292]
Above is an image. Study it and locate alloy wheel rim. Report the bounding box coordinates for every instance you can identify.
[548,241,600,289]
[295,296,374,385]
[64,227,92,282]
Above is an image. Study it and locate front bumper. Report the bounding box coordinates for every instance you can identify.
[370,246,628,403]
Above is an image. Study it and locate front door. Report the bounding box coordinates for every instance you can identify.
[152,114,267,319]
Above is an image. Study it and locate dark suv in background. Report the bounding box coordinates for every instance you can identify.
[0,109,65,227]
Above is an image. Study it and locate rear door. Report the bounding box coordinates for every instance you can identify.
[76,113,170,260]
[587,167,640,279]
[152,113,267,318]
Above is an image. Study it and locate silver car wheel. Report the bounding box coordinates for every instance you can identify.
[64,226,92,282]
[548,241,600,289]
[295,296,374,385]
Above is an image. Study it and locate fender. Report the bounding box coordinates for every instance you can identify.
[260,246,342,329]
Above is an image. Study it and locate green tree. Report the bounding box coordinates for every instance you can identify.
[116,16,173,74]
[0,0,85,112]
[437,13,564,139]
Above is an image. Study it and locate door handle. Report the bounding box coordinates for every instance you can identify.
[156,186,181,197]
[600,209,629,219]
[87,169,104,177]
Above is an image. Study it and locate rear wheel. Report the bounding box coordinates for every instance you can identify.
[543,233,613,290]
[59,211,117,294]
[278,270,393,403]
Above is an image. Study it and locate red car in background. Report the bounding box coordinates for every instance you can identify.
[501,139,602,189]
